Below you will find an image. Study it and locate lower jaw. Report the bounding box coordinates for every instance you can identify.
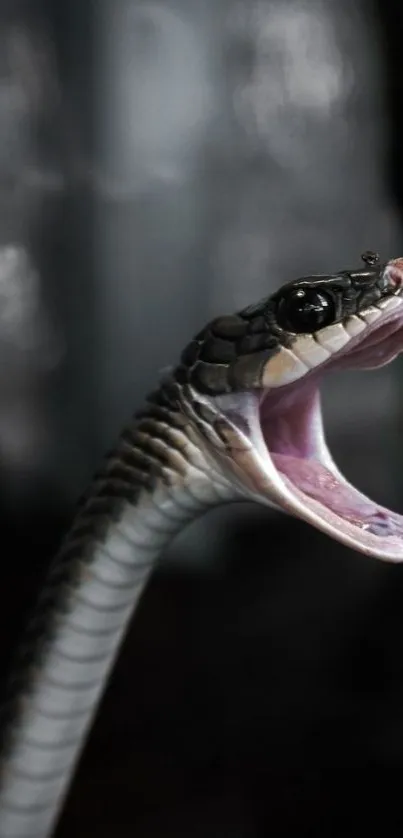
[272,452,403,539]
[258,375,403,561]
[264,428,403,562]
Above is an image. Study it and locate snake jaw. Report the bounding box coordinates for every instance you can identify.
[207,277,403,562]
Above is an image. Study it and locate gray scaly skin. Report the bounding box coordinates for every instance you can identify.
[1,252,403,837]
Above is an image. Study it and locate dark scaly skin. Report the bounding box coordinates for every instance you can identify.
[0,252,389,815]
[176,258,388,396]
[1,255,390,737]
[0,392,193,763]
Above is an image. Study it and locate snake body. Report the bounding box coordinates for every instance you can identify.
[1,253,403,836]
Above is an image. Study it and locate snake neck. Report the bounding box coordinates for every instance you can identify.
[0,386,236,838]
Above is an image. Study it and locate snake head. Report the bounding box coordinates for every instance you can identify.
[174,255,403,562]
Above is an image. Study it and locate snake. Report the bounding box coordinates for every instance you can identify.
[1,251,403,837]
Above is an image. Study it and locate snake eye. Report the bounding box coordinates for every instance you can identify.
[276,287,336,334]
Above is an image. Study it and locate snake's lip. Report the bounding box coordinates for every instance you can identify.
[217,295,403,562]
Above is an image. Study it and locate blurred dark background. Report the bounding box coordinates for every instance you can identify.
[1,0,403,835]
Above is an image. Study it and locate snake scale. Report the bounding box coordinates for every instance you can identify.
[1,251,403,837]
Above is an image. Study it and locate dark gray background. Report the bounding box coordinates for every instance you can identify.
[0,1,403,835]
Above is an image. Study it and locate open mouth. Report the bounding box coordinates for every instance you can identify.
[212,290,403,562]
[258,299,403,560]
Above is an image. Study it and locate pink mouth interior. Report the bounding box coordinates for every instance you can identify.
[259,311,403,543]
